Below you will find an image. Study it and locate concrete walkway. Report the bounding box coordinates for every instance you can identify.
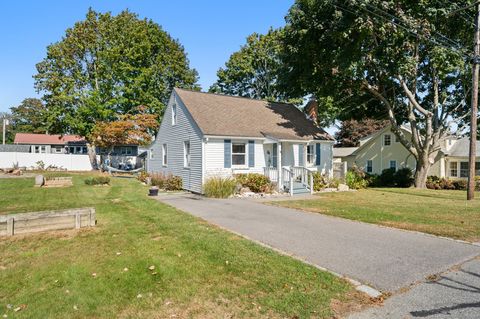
[156,193,480,293]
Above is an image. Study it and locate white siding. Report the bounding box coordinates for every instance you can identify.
[147,92,203,193]
[204,138,266,178]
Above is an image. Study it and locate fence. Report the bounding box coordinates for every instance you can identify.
[0,207,96,236]
[0,152,93,171]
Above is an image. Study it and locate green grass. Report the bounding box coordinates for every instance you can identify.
[271,188,480,242]
[0,173,362,318]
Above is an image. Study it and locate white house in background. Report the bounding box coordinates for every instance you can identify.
[333,125,480,178]
[147,88,335,194]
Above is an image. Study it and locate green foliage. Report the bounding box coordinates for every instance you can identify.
[335,119,389,147]
[210,28,300,104]
[84,176,110,185]
[203,177,237,198]
[34,8,198,139]
[311,172,327,191]
[9,98,48,134]
[379,168,396,187]
[393,168,414,188]
[345,168,368,190]
[235,173,273,193]
[453,179,468,191]
[150,173,182,191]
[425,176,477,191]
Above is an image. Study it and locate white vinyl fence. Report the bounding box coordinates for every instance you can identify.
[0,152,93,171]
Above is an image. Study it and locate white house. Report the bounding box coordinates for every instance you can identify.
[333,125,480,178]
[147,88,335,194]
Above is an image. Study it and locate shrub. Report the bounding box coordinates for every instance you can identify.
[452,179,467,190]
[137,171,149,183]
[311,172,327,191]
[379,168,396,187]
[235,173,272,193]
[165,175,182,191]
[150,173,167,188]
[345,169,368,190]
[85,176,110,185]
[328,177,341,189]
[476,176,480,191]
[204,177,237,198]
[393,168,414,188]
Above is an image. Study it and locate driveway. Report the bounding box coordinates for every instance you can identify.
[156,193,480,293]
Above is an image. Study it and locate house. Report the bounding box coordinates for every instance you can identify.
[147,88,335,194]
[333,125,480,178]
[14,133,88,154]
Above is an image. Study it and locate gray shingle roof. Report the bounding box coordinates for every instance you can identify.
[447,137,480,157]
[175,88,333,141]
[0,144,30,152]
[333,147,359,157]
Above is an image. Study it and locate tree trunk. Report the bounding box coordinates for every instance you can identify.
[86,143,98,170]
[414,157,431,188]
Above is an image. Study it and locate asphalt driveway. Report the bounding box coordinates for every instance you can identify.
[156,193,480,293]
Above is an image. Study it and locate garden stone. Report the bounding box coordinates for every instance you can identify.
[35,175,45,187]
[337,184,349,192]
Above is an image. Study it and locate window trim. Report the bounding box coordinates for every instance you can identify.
[389,160,397,171]
[231,142,247,167]
[149,148,154,160]
[183,140,191,168]
[172,103,177,126]
[384,134,392,146]
[366,160,373,173]
[162,144,168,167]
[306,144,315,165]
[449,161,458,178]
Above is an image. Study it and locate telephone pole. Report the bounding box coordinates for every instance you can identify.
[468,1,480,200]
[2,117,8,145]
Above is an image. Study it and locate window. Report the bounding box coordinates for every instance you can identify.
[307,145,315,164]
[184,141,191,168]
[460,162,469,178]
[54,146,63,153]
[384,134,392,146]
[232,143,246,166]
[450,162,458,177]
[150,148,154,159]
[395,135,400,143]
[366,160,373,173]
[477,162,480,176]
[389,160,397,171]
[34,145,46,154]
[162,144,168,166]
[172,103,177,125]
[82,147,87,154]
[120,147,132,156]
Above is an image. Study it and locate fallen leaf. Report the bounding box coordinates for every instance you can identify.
[136,294,143,299]
[148,265,155,271]
[116,252,122,256]
[123,268,129,272]
[73,305,78,311]
[92,273,97,278]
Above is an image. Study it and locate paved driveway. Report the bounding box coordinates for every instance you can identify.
[157,193,480,292]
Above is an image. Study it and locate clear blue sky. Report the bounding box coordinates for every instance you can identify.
[0,0,293,112]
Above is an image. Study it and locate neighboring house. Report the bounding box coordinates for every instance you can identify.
[14,133,87,154]
[147,88,334,194]
[333,125,480,178]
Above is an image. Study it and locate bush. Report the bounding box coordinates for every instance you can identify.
[85,176,110,185]
[452,179,467,190]
[311,172,327,191]
[137,171,149,183]
[149,173,182,190]
[235,173,272,193]
[379,168,396,187]
[204,177,237,198]
[345,168,368,190]
[393,168,414,188]
[165,175,182,191]
[328,177,341,189]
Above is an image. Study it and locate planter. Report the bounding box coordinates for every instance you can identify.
[148,187,159,196]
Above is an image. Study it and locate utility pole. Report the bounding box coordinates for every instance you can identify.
[2,117,8,145]
[468,1,480,200]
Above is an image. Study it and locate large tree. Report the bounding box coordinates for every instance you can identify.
[34,9,199,168]
[281,0,474,187]
[335,119,389,147]
[210,29,297,103]
[10,98,48,134]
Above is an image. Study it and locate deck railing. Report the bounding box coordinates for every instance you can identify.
[263,167,279,182]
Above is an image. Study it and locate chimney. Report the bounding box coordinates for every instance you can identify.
[305,98,318,125]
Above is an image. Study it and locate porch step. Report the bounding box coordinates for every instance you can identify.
[292,182,311,195]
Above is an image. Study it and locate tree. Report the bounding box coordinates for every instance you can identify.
[34,9,199,168]
[210,29,297,103]
[281,0,474,188]
[10,98,47,134]
[335,119,389,147]
[90,106,157,159]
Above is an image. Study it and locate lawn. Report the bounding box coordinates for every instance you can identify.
[271,188,480,242]
[0,173,365,318]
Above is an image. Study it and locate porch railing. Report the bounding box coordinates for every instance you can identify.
[282,167,294,196]
[263,167,279,182]
[291,166,314,194]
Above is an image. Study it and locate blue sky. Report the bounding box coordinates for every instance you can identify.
[0,0,293,112]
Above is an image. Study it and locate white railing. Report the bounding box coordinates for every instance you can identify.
[263,167,279,182]
[282,167,294,196]
[291,166,314,194]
